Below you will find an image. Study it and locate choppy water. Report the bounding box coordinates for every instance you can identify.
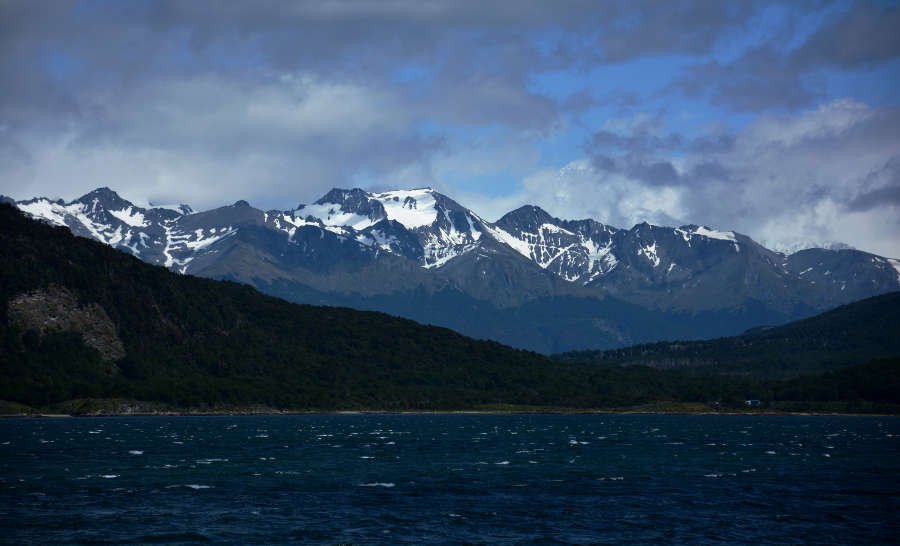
[1,414,898,545]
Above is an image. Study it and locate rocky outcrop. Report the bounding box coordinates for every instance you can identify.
[8,286,125,361]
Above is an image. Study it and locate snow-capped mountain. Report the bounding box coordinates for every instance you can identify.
[11,186,900,353]
[282,187,488,267]
[15,187,238,273]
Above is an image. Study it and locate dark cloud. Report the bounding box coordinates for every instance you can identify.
[846,157,900,212]
[588,119,734,187]
[690,160,733,182]
[627,160,681,187]
[688,133,736,154]
[791,3,900,69]
[0,0,769,131]
[590,152,733,188]
[673,1,900,112]
[674,47,822,111]
[592,0,755,62]
[591,128,684,154]
[561,89,598,112]
[3,1,894,136]
[846,184,900,211]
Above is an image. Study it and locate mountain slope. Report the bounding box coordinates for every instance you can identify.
[557,291,900,378]
[13,187,900,352]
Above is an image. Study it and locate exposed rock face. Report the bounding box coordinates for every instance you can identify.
[8,286,125,361]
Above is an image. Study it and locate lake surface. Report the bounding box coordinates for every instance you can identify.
[1,414,898,544]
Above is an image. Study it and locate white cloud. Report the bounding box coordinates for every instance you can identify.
[460,159,685,227]
[460,100,900,257]
[2,67,896,260]
[1,73,433,210]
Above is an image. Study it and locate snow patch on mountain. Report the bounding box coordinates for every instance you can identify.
[482,224,533,260]
[149,203,194,215]
[490,224,575,269]
[356,229,398,252]
[109,206,149,227]
[181,227,237,251]
[422,244,479,269]
[161,222,182,269]
[692,226,737,242]
[675,225,741,252]
[583,239,618,282]
[484,217,626,283]
[274,213,316,230]
[298,203,376,231]
[372,189,438,229]
[771,240,855,255]
[639,241,661,267]
[19,199,120,245]
[121,231,152,256]
[17,199,79,227]
[158,225,236,272]
[439,209,482,244]
[539,222,575,236]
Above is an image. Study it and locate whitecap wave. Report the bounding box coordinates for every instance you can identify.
[196,458,228,464]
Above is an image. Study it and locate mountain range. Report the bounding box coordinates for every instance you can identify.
[8,186,900,353]
[2,203,897,414]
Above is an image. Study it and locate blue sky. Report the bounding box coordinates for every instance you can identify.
[1,0,899,255]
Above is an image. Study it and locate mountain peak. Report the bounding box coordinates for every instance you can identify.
[314,187,372,206]
[301,188,387,227]
[74,187,134,210]
[496,204,556,232]
[81,187,123,199]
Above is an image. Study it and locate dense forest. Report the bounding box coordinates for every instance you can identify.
[1,205,898,414]
[558,291,900,378]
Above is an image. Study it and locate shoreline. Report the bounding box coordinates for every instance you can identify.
[2,408,897,418]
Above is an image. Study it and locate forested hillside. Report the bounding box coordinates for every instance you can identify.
[558,291,900,378]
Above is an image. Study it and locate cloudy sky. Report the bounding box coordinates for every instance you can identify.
[2,0,899,255]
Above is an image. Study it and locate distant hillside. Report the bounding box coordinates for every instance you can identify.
[557,291,900,378]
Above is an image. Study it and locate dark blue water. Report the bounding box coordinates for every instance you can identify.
[1,414,898,545]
